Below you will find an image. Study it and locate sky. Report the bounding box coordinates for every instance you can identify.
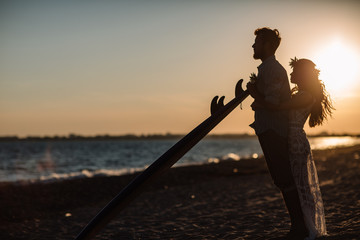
[1,0,360,137]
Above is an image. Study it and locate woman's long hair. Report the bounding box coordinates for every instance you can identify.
[290,57,335,127]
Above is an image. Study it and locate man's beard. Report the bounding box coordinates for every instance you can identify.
[253,51,262,60]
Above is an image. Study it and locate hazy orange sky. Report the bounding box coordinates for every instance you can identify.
[1,0,360,137]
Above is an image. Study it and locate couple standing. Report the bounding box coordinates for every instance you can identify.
[246,27,334,240]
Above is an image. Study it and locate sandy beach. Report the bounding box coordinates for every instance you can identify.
[1,144,360,240]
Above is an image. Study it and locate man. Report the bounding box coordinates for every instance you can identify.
[246,27,307,240]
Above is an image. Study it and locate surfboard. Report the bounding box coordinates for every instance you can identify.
[75,79,249,240]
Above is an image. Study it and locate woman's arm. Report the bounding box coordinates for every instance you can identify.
[277,91,314,110]
[247,82,313,110]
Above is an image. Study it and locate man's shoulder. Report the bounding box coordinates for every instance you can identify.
[261,56,286,70]
[261,58,288,78]
[273,58,287,73]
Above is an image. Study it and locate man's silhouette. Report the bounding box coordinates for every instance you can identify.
[247,27,307,239]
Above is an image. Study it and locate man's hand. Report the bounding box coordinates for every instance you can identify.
[247,82,265,110]
[250,101,264,110]
[246,82,257,98]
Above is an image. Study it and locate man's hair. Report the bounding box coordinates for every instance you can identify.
[254,27,281,53]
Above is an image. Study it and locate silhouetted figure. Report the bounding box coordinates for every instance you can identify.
[247,27,307,240]
[248,57,333,239]
[248,37,334,238]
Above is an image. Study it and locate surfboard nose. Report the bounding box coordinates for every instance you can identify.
[235,79,247,98]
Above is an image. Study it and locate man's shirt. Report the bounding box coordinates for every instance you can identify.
[250,55,291,138]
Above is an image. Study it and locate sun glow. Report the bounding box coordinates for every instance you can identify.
[312,39,360,98]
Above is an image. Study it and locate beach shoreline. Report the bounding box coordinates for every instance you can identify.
[1,145,360,239]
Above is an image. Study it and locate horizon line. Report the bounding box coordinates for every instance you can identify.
[0,132,359,141]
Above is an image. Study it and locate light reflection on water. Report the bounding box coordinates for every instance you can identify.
[309,136,360,150]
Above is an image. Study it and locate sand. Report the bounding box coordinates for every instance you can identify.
[1,145,360,240]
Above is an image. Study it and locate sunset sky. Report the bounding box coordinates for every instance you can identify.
[1,0,360,137]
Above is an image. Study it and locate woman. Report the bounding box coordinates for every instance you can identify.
[248,58,334,240]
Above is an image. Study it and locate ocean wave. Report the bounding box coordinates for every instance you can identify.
[37,168,145,183]
[34,153,253,183]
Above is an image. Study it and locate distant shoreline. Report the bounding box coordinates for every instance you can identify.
[0,133,252,141]
[0,132,359,141]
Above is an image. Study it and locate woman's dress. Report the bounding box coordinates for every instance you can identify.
[288,92,327,240]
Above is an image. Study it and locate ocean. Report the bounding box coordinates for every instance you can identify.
[1,136,359,183]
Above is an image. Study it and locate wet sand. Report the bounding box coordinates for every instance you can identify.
[1,145,360,240]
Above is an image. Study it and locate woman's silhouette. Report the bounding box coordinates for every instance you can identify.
[248,58,334,240]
